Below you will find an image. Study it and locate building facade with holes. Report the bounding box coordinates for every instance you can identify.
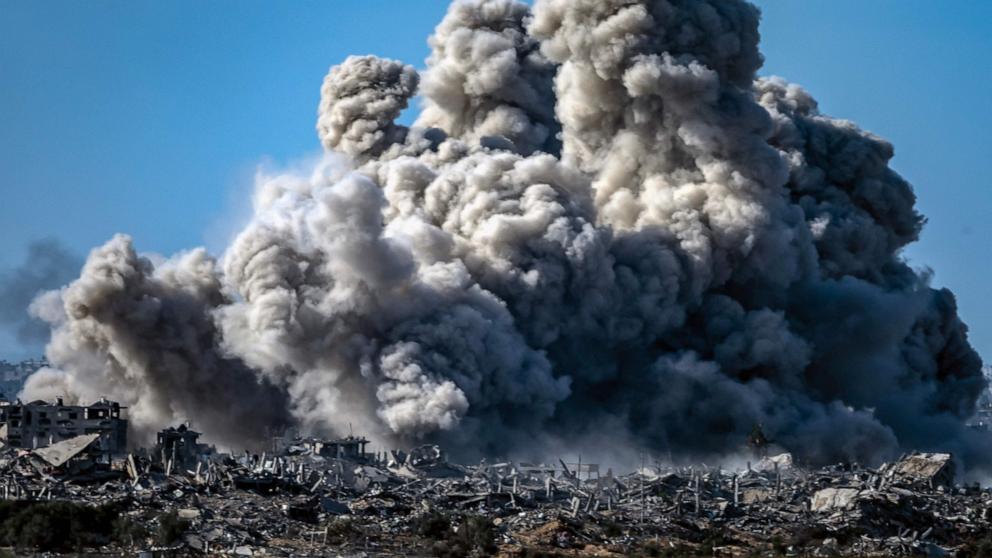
[0,397,127,454]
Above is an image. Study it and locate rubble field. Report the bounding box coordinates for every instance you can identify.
[0,438,991,557]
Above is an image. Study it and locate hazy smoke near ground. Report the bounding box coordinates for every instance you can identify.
[0,239,81,349]
[25,0,987,467]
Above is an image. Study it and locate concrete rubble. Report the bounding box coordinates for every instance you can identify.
[0,437,987,556]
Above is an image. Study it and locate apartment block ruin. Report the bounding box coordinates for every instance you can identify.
[0,397,127,455]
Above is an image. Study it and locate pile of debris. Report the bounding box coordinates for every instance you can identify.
[0,432,988,556]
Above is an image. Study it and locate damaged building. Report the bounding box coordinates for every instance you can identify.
[0,397,127,455]
[155,423,210,470]
[296,436,370,461]
[27,433,111,479]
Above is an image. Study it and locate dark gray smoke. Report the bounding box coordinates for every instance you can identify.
[25,236,291,449]
[24,0,987,467]
[0,239,81,347]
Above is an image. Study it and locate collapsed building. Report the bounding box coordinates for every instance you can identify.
[155,423,211,470]
[0,393,981,555]
[0,390,976,558]
[0,428,987,557]
[293,436,370,461]
[0,397,127,455]
[26,433,111,480]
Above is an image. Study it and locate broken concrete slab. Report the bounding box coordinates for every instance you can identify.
[30,433,100,468]
[810,487,862,512]
[890,453,955,488]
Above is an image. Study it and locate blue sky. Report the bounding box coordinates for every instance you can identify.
[0,1,989,363]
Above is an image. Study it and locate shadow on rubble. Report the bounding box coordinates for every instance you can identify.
[0,499,205,554]
[0,500,137,553]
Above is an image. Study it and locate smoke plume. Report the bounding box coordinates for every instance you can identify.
[25,0,987,467]
[0,239,81,349]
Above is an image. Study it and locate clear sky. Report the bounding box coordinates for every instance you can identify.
[0,1,989,363]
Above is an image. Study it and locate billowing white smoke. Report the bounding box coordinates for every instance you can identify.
[26,0,987,467]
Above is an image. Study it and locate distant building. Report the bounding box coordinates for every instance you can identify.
[0,397,127,454]
[969,406,992,431]
[971,366,992,431]
[0,357,48,400]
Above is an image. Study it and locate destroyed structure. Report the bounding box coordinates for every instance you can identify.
[295,436,370,461]
[28,432,110,479]
[0,428,987,556]
[0,397,127,454]
[156,424,208,470]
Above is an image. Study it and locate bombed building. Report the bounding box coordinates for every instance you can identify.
[295,436,371,461]
[155,423,209,470]
[0,397,127,454]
